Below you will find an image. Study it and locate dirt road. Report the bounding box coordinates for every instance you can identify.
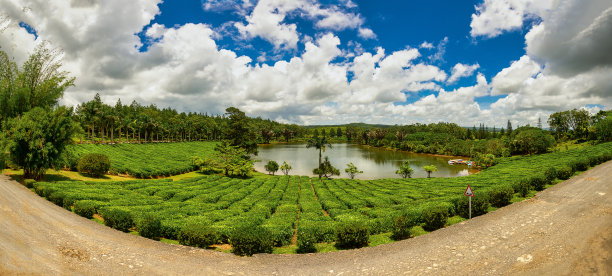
[1,162,611,275]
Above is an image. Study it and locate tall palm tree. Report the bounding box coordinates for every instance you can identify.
[306,136,332,179]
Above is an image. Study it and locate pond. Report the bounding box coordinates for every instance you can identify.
[253,143,478,179]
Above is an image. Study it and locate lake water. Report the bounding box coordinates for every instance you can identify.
[253,143,477,179]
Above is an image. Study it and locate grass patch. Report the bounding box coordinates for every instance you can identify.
[368,232,393,247]
[446,215,466,226]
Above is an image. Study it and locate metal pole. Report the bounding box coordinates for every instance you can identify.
[469,196,472,219]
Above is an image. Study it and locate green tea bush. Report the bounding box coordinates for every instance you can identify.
[77,153,111,177]
[391,211,419,240]
[513,179,530,197]
[24,179,36,188]
[528,175,547,191]
[137,214,162,240]
[573,158,589,172]
[557,166,573,180]
[543,167,557,182]
[588,155,600,167]
[263,224,293,247]
[178,223,218,248]
[101,207,133,232]
[488,185,514,207]
[47,192,65,207]
[296,229,317,254]
[335,220,369,249]
[421,206,449,231]
[230,224,273,256]
[456,193,490,218]
[62,195,76,211]
[74,200,97,219]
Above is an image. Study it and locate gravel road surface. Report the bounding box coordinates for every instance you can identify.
[1,161,611,275]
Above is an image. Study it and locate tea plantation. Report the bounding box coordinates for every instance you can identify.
[35,142,612,254]
[66,142,216,178]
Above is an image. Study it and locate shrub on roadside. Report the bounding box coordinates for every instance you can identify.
[24,179,36,189]
[456,193,490,218]
[230,224,273,256]
[137,214,162,240]
[513,179,530,197]
[391,211,419,240]
[77,153,111,177]
[543,167,557,183]
[47,192,65,207]
[421,206,449,231]
[488,185,514,207]
[101,207,133,232]
[178,223,218,248]
[296,229,317,254]
[573,158,589,172]
[557,166,573,180]
[62,195,76,211]
[528,175,547,191]
[335,220,369,249]
[74,200,97,219]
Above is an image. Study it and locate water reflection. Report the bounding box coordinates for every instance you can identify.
[254,143,477,179]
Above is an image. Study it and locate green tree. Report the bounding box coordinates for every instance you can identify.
[1,107,77,180]
[336,127,342,138]
[214,141,253,177]
[512,128,555,155]
[594,117,612,141]
[280,161,292,175]
[507,120,513,135]
[0,45,75,128]
[264,160,279,175]
[313,156,339,179]
[473,153,497,168]
[423,165,438,178]
[344,162,363,179]
[224,107,257,154]
[395,161,414,178]
[306,136,332,179]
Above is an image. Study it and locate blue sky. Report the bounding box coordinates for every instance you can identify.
[140,0,527,110]
[1,0,610,126]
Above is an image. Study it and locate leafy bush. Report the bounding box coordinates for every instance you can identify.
[488,185,514,207]
[421,206,449,231]
[296,229,317,254]
[230,224,273,256]
[74,200,97,219]
[543,167,557,182]
[391,211,419,240]
[62,195,76,211]
[137,214,162,240]
[48,192,65,207]
[528,175,547,191]
[24,179,36,189]
[456,193,490,218]
[101,207,133,232]
[588,155,600,167]
[556,166,573,180]
[572,158,589,172]
[513,179,530,197]
[178,223,218,248]
[335,220,369,249]
[77,153,111,177]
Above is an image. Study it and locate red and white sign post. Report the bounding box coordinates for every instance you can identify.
[464,185,475,219]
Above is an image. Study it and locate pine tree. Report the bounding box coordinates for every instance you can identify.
[507,120,513,135]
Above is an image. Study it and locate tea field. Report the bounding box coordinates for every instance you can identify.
[37,142,612,252]
[66,142,217,178]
